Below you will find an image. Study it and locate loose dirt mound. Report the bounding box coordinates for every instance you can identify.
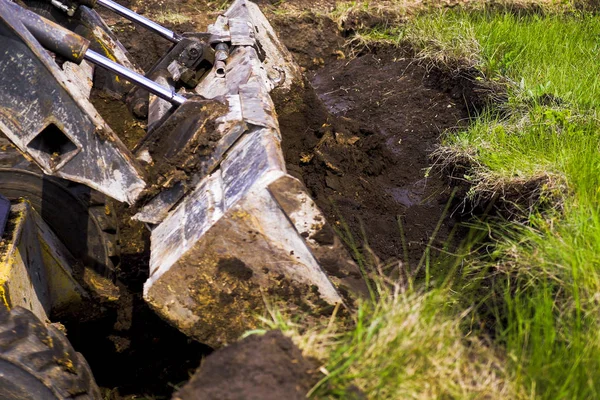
[278,49,468,266]
[174,331,318,400]
[270,12,346,70]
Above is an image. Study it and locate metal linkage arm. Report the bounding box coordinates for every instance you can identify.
[0,0,148,204]
[10,3,186,106]
[44,0,182,43]
[12,3,90,63]
[84,50,187,105]
[95,0,181,43]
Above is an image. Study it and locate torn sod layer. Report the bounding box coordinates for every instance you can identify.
[398,10,600,399]
[143,0,366,347]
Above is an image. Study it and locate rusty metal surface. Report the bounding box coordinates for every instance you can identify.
[11,3,91,63]
[0,0,146,204]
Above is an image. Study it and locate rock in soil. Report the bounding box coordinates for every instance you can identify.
[173,331,318,400]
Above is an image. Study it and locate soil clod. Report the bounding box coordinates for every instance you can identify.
[174,331,318,400]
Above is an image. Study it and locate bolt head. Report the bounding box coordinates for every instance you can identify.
[132,101,149,119]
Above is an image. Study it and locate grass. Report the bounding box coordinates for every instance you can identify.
[376,8,600,399]
[152,9,193,25]
[256,4,600,400]
[407,11,600,106]
[263,280,525,399]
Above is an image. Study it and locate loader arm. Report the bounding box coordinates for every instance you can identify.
[0,0,146,204]
[0,0,367,347]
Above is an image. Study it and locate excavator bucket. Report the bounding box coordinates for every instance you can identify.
[0,0,366,347]
[140,0,366,346]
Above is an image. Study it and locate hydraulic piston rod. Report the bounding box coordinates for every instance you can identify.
[95,0,181,44]
[6,0,185,105]
[84,49,187,105]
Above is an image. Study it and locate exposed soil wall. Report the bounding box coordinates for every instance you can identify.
[276,48,469,267]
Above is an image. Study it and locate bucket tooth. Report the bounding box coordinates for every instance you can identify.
[267,175,369,297]
[143,0,366,346]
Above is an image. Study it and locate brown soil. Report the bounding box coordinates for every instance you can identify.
[137,99,228,202]
[270,12,346,71]
[90,89,147,149]
[277,48,469,267]
[173,331,319,400]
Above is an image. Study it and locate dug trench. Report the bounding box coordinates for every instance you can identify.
[59,8,482,400]
[276,48,474,270]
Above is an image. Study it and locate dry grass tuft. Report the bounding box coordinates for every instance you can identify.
[152,9,194,25]
[262,278,526,399]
